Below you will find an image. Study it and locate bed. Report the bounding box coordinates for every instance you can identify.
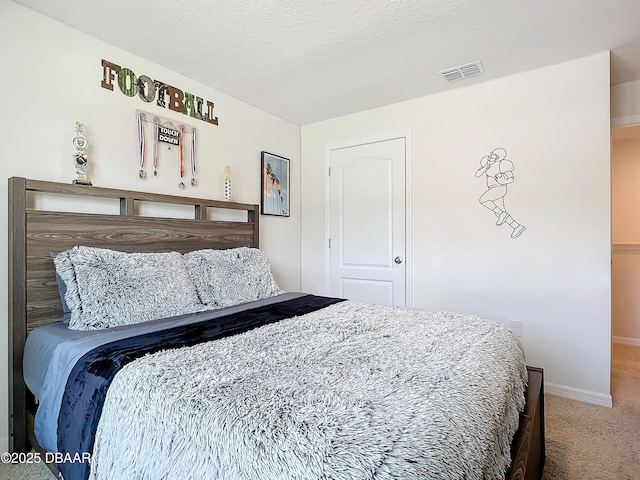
[7,176,545,479]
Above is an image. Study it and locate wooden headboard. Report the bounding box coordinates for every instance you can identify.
[7,176,260,453]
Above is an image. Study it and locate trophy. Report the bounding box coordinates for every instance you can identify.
[72,121,92,185]
[224,165,234,201]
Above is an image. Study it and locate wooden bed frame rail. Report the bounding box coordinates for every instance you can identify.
[508,367,545,480]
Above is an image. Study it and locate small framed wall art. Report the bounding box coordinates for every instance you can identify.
[261,151,290,216]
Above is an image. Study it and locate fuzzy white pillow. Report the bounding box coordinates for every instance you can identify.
[53,246,205,331]
[183,247,284,308]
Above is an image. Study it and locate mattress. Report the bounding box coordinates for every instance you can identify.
[23,321,92,399]
[25,292,307,453]
[30,293,527,480]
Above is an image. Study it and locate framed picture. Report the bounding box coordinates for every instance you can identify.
[261,151,290,216]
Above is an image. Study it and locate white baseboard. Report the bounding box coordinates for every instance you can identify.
[545,382,612,408]
[612,336,640,347]
[0,435,8,453]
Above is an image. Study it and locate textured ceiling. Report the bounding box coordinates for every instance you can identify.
[13,0,640,125]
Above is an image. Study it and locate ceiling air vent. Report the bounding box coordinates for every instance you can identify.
[438,61,485,83]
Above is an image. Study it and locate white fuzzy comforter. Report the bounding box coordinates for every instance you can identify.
[89,301,527,480]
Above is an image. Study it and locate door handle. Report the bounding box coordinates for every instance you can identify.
[394,256,403,264]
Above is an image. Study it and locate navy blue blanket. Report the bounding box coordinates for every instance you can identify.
[57,294,345,480]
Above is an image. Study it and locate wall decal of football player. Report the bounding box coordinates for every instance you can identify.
[475,147,525,239]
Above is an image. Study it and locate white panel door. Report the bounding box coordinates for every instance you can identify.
[329,137,406,306]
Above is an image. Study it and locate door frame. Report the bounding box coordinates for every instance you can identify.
[324,131,413,306]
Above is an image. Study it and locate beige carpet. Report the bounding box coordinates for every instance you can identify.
[542,344,640,480]
[2,345,639,480]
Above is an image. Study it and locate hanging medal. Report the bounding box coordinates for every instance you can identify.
[137,112,146,179]
[190,128,197,186]
[152,117,160,176]
[178,124,186,189]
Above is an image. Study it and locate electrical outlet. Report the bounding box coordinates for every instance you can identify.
[509,319,522,338]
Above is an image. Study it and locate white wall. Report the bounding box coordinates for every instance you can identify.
[612,138,640,242]
[0,1,301,452]
[611,79,640,127]
[301,52,612,406]
[611,138,640,345]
